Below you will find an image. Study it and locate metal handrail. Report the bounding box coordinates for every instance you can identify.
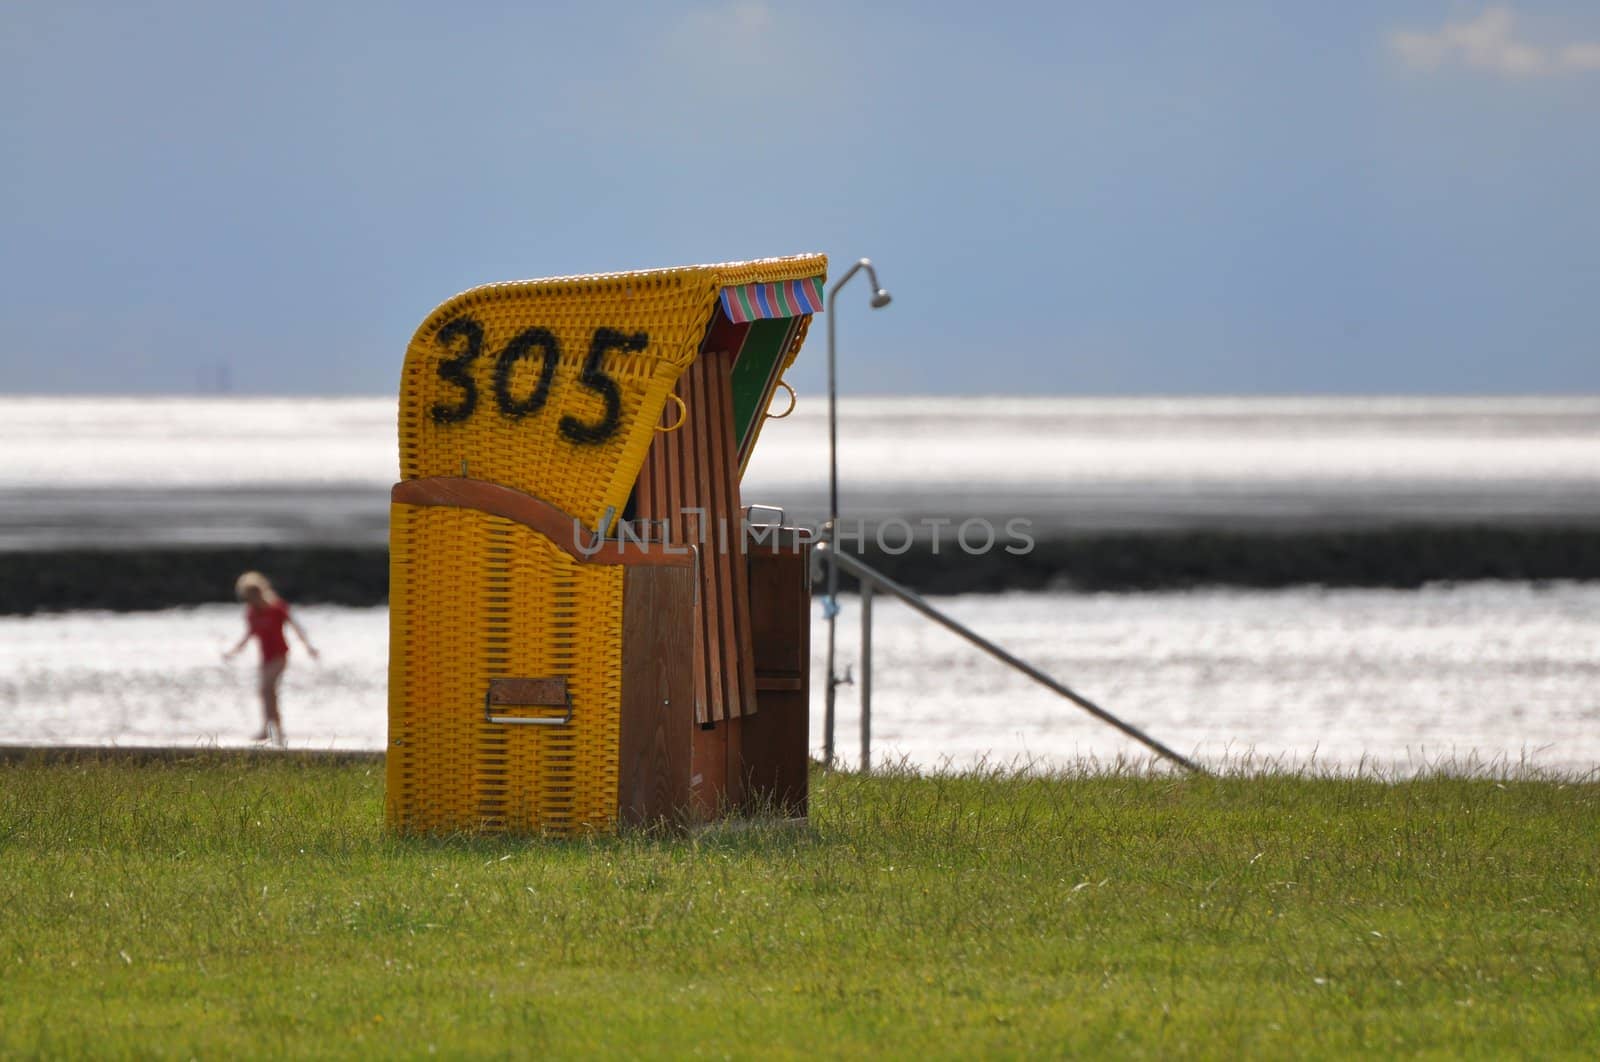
[817,542,1208,776]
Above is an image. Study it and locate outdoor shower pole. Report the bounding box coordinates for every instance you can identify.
[860,581,873,773]
[824,258,891,769]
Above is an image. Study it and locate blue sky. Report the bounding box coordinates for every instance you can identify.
[2,1,1596,395]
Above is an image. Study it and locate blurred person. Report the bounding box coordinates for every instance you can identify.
[223,571,318,746]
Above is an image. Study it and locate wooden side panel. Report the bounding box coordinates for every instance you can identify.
[747,533,811,683]
[740,533,811,815]
[691,721,729,820]
[741,691,808,816]
[704,353,760,721]
[632,351,757,724]
[617,565,696,827]
[636,363,708,721]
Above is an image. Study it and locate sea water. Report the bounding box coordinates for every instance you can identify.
[2,395,1596,772]
[3,395,1600,546]
[2,583,1596,774]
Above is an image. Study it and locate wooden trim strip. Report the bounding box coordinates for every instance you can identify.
[707,353,759,719]
[754,675,804,692]
[392,477,694,568]
[684,357,726,722]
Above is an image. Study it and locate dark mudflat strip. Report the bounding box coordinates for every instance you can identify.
[844,523,1600,595]
[0,745,384,766]
[0,545,388,615]
[5,525,1600,615]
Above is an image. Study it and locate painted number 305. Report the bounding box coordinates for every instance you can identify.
[429,315,647,446]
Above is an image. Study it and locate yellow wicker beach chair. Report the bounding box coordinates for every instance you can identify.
[387,256,825,835]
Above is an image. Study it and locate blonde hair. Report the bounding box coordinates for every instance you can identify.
[235,571,280,604]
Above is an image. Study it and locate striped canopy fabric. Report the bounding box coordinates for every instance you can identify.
[718,277,826,325]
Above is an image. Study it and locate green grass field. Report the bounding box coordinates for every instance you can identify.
[1,755,1597,1057]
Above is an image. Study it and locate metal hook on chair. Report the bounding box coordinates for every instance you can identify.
[765,379,797,420]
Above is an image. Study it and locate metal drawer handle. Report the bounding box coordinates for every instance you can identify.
[484,677,573,726]
[746,503,786,527]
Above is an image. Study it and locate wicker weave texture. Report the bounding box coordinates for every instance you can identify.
[398,255,827,532]
[386,503,624,835]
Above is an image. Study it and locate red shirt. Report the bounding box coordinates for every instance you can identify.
[247,600,292,661]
